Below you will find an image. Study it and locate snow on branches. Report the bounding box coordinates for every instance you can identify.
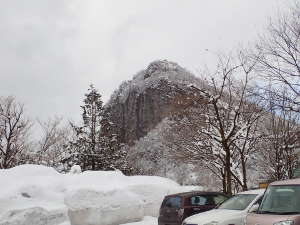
[166,53,264,195]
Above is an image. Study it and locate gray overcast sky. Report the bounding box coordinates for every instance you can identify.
[0,0,292,123]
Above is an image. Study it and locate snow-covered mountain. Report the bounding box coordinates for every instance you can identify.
[105,60,218,187]
[106,60,204,145]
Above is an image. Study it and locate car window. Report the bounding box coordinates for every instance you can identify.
[259,185,300,214]
[218,194,257,210]
[163,196,182,208]
[213,194,228,205]
[189,195,214,206]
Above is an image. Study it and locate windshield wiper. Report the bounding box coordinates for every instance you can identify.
[259,211,300,215]
[259,210,280,214]
[280,212,300,215]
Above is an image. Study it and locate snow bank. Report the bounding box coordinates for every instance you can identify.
[120,216,157,225]
[0,207,68,225]
[0,165,68,225]
[65,172,183,225]
[0,165,191,225]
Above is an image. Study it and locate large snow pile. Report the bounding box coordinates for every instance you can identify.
[0,165,195,225]
[0,165,68,225]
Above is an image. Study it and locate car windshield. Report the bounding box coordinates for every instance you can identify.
[218,194,257,210]
[258,185,300,215]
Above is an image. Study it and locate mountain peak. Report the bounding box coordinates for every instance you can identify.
[144,60,180,79]
[106,60,205,145]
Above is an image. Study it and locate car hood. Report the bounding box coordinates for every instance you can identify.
[184,209,245,224]
[247,213,300,225]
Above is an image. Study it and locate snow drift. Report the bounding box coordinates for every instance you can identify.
[64,171,185,225]
[0,165,199,225]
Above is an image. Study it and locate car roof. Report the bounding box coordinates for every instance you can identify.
[236,188,265,195]
[164,191,227,198]
[270,178,300,186]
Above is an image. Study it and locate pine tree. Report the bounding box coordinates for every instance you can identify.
[63,85,133,174]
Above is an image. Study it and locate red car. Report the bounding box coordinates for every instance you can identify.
[158,191,229,225]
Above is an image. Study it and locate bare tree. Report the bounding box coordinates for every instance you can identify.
[255,3,300,111]
[259,89,300,180]
[0,96,31,169]
[34,116,70,168]
[166,53,264,195]
[231,98,265,190]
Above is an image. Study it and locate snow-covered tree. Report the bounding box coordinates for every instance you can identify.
[0,96,31,169]
[128,119,215,186]
[25,116,70,170]
[259,89,300,180]
[63,85,133,174]
[166,53,264,195]
[255,3,300,112]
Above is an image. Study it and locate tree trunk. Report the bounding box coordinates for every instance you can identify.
[225,151,232,195]
[222,172,227,194]
[241,155,248,191]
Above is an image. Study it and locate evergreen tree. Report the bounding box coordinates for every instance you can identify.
[63,85,133,174]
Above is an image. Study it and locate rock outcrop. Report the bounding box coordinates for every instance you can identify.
[106,60,203,145]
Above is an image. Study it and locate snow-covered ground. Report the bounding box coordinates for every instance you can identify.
[54,216,158,225]
[120,216,157,225]
[0,165,202,225]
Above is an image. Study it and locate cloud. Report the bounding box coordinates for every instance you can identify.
[0,0,290,125]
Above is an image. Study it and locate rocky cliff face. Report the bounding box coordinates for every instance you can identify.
[106,60,203,145]
[104,60,220,186]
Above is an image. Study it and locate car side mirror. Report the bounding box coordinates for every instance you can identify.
[248,204,259,213]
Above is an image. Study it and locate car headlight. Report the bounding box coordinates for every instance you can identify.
[204,221,218,225]
[273,221,294,225]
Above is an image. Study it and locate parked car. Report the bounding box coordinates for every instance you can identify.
[246,179,300,225]
[158,191,229,225]
[182,189,265,225]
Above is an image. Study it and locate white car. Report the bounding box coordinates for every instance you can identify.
[182,189,265,225]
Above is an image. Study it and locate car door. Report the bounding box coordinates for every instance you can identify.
[159,196,182,224]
